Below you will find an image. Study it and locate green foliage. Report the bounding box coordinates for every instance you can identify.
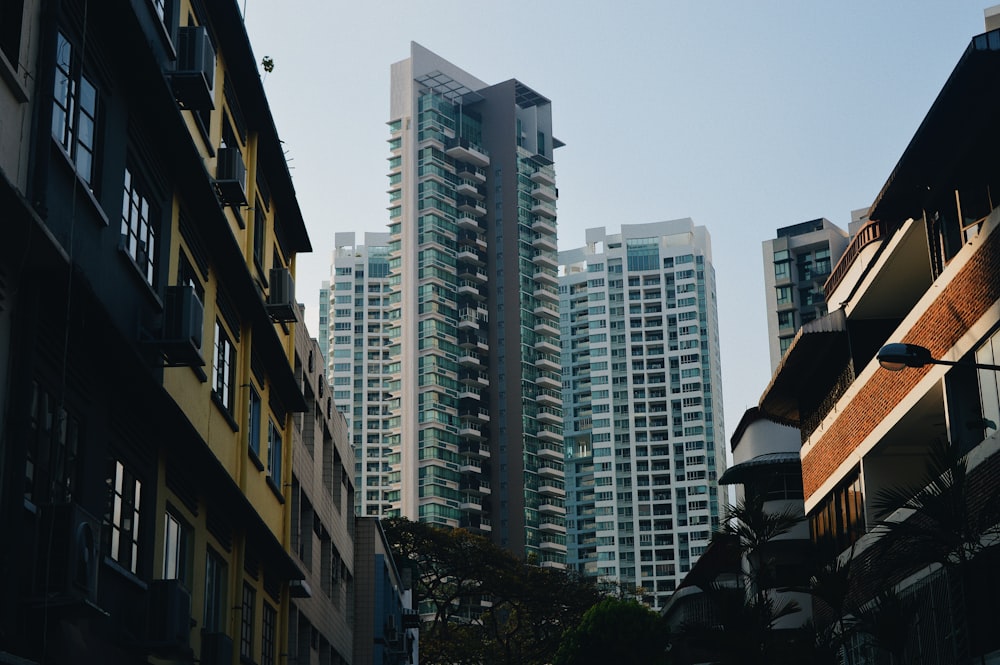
[382,517,605,665]
[553,598,670,665]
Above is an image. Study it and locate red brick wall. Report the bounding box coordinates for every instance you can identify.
[802,227,1000,502]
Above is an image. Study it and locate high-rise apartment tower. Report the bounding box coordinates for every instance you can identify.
[327,232,394,516]
[560,220,725,609]
[762,218,848,372]
[381,43,565,565]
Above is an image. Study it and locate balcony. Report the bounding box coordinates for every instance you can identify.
[460,407,490,424]
[531,199,557,219]
[538,463,564,479]
[460,460,482,475]
[446,137,490,167]
[458,196,487,217]
[532,250,558,270]
[534,302,559,320]
[458,353,483,369]
[535,354,561,373]
[531,233,558,252]
[533,287,559,306]
[460,476,491,494]
[535,338,560,354]
[537,389,561,407]
[538,442,563,460]
[538,500,566,516]
[456,180,484,199]
[534,320,559,337]
[537,405,562,425]
[457,280,485,300]
[456,213,481,231]
[457,247,484,265]
[533,269,557,286]
[530,168,555,187]
[460,496,484,512]
[536,373,560,391]
[458,309,486,330]
[456,163,487,183]
[531,183,557,203]
[538,426,563,443]
[459,370,490,388]
[459,423,487,440]
[539,519,563,533]
[458,386,482,401]
[532,217,557,236]
[539,539,568,553]
[460,441,491,459]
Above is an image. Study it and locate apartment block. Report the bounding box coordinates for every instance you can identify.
[326,232,394,517]
[0,1,311,663]
[289,325,356,664]
[381,43,565,565]
[560,220,725,610]
[760,21,1000,661]
[762,218,849,372]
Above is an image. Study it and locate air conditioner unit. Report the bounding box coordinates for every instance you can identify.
[161,285,205,367]
[170,26,215,110]
[215,146,248,207]
[200,631,233,665]
[146,579,192,656]
[265,267,297,322]
[36,503,101,605]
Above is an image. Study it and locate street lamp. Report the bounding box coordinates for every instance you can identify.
[877,343,1000,372]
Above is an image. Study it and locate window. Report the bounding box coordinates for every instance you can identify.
[253,199,267,272]
[0,0,25,67]
[24,380,79,504]
[775,285,792,305]
[213,320,236,413]
[261,601,277,665]
[204,548,227,632]
[106,458,142,574]
[240,582,255,660]
[268,420,282,484]
[163,510,192,586]
[777,310,795,330]
[52,31,97,184]
[121,165,157,285]
[247,385,262,458]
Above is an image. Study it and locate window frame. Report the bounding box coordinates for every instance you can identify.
[203,547,227,633]
[106,458,142,574]
[163,508,192,587]
[213,319,236,414]
[51,29,98,186]
[121,163,159,286]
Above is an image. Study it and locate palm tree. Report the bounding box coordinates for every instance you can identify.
[871,437,1000,664]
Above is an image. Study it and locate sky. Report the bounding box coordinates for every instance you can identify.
[242,1,995,447]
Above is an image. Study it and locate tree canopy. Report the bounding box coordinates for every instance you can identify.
[382,517,607,665]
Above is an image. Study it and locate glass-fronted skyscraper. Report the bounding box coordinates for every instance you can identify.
[379,43,565,565]
[560,220,725,609]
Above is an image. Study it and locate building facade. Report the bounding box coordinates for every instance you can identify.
[382,43,565,565]
[326,232,394,517]
[760,21,1000,662]
[289,324,356,664]
[762,218,849,372]
[0,1,311,663]
[560,220,725,610]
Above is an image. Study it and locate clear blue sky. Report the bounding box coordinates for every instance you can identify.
[243,1,994,447]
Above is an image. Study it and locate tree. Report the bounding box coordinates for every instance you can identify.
[553,598,670,665]
[871,437,1000,663]
[382,518,604,665]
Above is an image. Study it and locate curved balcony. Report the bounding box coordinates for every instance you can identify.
[538,426,563,443]
[530,168,555,187]
[536,388,561,407]
[446,137,490,167]
[535,338,560,355]
[538,442,563,461]
[532,216,557,236]
[536,405,562,425]
[536,373,560,390]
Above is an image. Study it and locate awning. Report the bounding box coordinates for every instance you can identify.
[759,309,850,422]
[718,452,800,485]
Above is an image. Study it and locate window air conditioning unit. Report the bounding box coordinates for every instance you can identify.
[215,147,248,207]
[146,579,192,656]
[170,26,215,110]
[200,631,234,665]
[36,503,101,605]
[161,285,205,367]
[265,267,297,323]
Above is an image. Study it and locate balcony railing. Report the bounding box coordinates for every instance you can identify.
[823,220,886,300]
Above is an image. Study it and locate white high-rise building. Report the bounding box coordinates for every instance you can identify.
[327,232,394,516]
[560,220,725,609]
